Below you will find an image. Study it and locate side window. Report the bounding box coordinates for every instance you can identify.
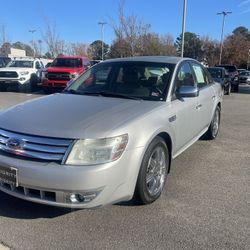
[84,59,90,69]
[172,62,195,99]
[35,61,41,69]
[176,62,195,88]
[191,63,208,88]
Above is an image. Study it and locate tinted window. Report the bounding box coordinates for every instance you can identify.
[51,58,82,68]
[240,71,250,76]
[7,60,33,68]
[35,61,41,69]
[207,68,223,78]
[176,62,195,88]
[67,61,174,101]
[217,65,237,72]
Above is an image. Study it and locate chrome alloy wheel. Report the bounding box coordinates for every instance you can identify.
[146,146,167,196]
[212,109,220,137]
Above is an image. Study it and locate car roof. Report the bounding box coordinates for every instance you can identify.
[57,56,87,59]
[208,67,224,70]
[103,56,193,64]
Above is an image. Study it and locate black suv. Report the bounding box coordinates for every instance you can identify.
[215,65,239,92]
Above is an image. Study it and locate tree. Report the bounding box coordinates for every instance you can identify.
[138,33,176,56]
[88,40,109,60]
[175,32,203,60]
[66,43,88,56]
[200,36,220,66]
[110,0,150,57]
[232,26,250,40]
[42,20,64,58]
[223,33,250,67]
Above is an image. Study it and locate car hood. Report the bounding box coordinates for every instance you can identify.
[48,67,82,73]
[0,94,164,139]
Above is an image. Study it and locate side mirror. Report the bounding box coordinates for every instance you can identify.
[225,73,230,78]
[176,85,199,98]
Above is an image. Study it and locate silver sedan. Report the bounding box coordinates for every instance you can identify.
[0,56,223,208]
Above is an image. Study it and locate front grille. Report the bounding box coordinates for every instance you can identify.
[0,71,18,78]
[0,181,56,202]
[0,129,73,163]
[48,72,70,81]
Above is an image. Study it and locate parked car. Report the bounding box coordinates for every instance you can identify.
[42,56,91,93]
[0,57,11,68]
[207,67,231,95]
[215,64,239,92]
[239,71,250,84]
[238,68,247,74]
[0,56,223,208]
[0,57,44,92]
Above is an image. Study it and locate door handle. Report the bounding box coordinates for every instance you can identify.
[196,104,202,110]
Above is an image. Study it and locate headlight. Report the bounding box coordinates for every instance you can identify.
[65,134,129,165]
[20,71,29,75]
[70,72,79,79]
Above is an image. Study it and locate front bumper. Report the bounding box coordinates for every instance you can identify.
[0,77,29,85]
[42,79,68,89]
[0,147,144,208]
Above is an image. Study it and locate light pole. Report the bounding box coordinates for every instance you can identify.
[181,0,187,57]
[29,29,36,57]
[247,49,250,70]
[98,22,107,61]
[217,11,232,65]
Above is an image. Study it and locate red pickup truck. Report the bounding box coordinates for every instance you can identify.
[42,56,90,93]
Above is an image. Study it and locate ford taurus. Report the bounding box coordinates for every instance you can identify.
[0,56,223,208]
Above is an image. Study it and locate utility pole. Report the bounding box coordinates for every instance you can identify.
[181,0,187,57]
[29,29,36,57]
[247,49,250,70]
[217,11,232,64]
[98,22,107,61]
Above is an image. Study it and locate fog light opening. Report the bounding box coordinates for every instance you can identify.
[66,191,100,204]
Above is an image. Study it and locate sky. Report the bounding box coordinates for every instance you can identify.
[0,0,250,49]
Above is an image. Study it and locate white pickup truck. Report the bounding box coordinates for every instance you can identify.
[0,58,44,92]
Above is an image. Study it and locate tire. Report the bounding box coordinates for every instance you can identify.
[43,88,53,94]
[135,136,169,204]
[0,85,7,91]
[30,74,38,91]
[18,83,31,93]
[234,84,239,92]
[225,83,231,95]
[204,106,220,140]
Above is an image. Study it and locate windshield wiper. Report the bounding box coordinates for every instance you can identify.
[82,91,142,100]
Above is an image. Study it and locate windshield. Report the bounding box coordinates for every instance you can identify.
[51,58,82,68]
[217,65,237,72]
[240,71,250,76]
[66,61,174,101]
[207,68,222,78]
[7,60,33,68]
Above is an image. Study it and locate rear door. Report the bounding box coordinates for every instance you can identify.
[190,62,215,132]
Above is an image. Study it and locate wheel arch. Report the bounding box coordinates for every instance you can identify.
[156,132,172,173]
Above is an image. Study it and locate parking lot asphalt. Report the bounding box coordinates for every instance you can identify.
[0,86,250,250]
